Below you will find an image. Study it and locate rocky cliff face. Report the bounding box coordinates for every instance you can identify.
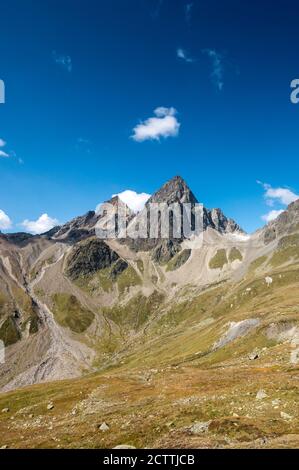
[263,199,299,244]
[209,208,244,234]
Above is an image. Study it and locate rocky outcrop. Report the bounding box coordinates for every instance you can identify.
[54,211,98,243]
[65,238,120,280]
[152,239,182,264]
[109,259,129,280]
[263,199,299,244]
[2,232,34,247]
[208,208,243,234]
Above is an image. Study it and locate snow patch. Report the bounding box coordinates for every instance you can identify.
[227,232,251,242]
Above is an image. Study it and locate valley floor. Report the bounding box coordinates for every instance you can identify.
[0,356,298,449]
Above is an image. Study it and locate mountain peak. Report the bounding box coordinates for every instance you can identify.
[147,175,198,205]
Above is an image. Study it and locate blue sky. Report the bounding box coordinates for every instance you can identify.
[1,0,299,234]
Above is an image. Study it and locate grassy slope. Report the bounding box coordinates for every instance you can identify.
[1,260,299,448]
[2,234,299,448]
[52,293,94,333]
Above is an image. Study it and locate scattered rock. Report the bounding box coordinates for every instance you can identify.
[113,445,136,449]
[29,414,34,419]
[271,399,280,407]
[256,389,268,400]
[259,437,268,445]
[0,445,8,449]
[248,351,259,360]
[47,403,54,410]
[189,421,211,434]
[98,422,110,432]
[166,421,174,428]
[1,408,9,413]
[280,411,293,421]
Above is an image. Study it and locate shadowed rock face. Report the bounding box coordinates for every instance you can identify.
[152,239,182,264]
[1,232,34,247]
[65,238,119,280]
[109,259,129,280]
[263,199,299,244]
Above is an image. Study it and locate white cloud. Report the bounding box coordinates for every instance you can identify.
[265,186,298,205]
[52,51,72,72]
[0,209,12,230]
[132,107,180,142]
[202,49,224,91]
[21,213,59,234]
[177,48,194,63]
[113,190,151,213]
[258,181,299,206]
[258,181,299,223]
[261,209,284,223]
[0,139,6,147]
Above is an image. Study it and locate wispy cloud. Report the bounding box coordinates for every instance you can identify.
[131,107,180,142]
[202,49,224,91]
[21,213,59,234]
[0,138,22,163]
[176,48,194,63]
[0,209,12,230]
[52,51,72,72]
[185,2,193,23]
[258,181,299,223]
[0,138,9,158]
